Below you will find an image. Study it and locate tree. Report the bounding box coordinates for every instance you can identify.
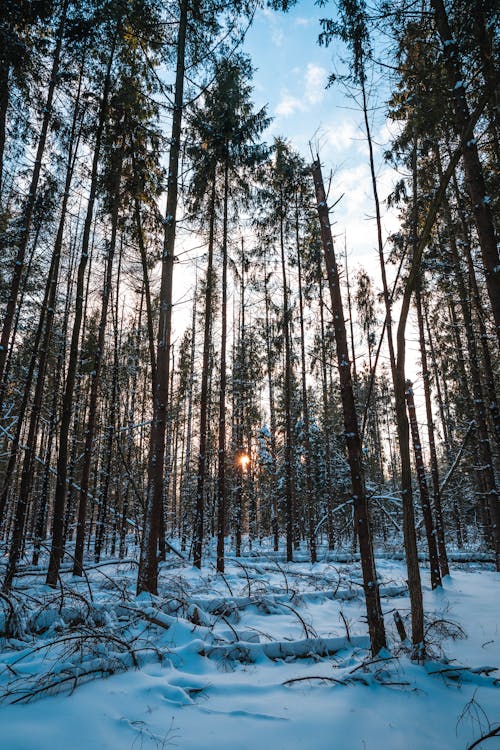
[312,157,387,656]
[187,54,269,571]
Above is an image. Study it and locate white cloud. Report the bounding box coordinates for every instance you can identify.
[324,161,400,268]
[377,118,403,147]
[294,17,314,27]
[304,63,327,104]
[271,26,285,47]
[323,119,359,152]
[275,63,328,118]
[275,92,305,117]
[257,6,284,47]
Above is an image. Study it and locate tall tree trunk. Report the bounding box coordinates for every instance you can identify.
[78,198,122,576]
[430,0,500,347]
[416,286,449,577]
[264,267,279,551]
[0,1,68,401]
[180,279,196,545]
[446,233,500,569]
[1,109,85,589]
[234,244,246,558]
[448,166,500,446]
[193,179,216,569]
[137,0,188,595]
[312,158,386,656]
[423,300,452,454]
[360,77,397,378]
[120,291,144,558]
[0,62,8,193]
[344,238,358,387]
[296,205,316,563]
[317,264,335,549]
[405,381,442,589]
[391,139,426,655]
[215,160,229,572]
[159,346,175,560]
[279,192,294,563]
[132,148,157,388]
[46,38,116,587]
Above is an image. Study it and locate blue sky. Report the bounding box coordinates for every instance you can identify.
[241,5,422,382]
[242,1,401,269]
[172,3,420,379]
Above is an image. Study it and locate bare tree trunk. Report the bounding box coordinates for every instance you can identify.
[391,139,427,655]
[137,0,188,595]
[0,63,8,193]
[64,230,95,548]
[415,287,449,577]
[159,346,175,560]
[430,0,500,347]
[423,300,452,454]
[405,381,442,589]
[215,160,229,572]
[279,192,294,563]
[446,233,500,569]
[46,38,116,587]
[360,79,397,378]
[318,265,335,549]
[180,279,197,545]
[312,158,386,656]
[264,267,279,551]
[449,166,500,446]
[94,237,123,564]
[0,1,68,401]
[234,245,246,559]
[120,291,144,557]
[296,205,316,563]
[193,179,216,569]
[395,106,483,641]
[344,238,357,386]
[1,93,84,588]
[133,153,157,388]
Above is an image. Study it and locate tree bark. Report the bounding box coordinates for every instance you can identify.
[279,190,294,563]
[263,267,279,551]
[137,0,188,595]
[415,287,449,578]
[405,381,442,589]
[312,158,386,656]
[1,62,84,588]
[46,38,115,587]
[0,1,68,401]
[296,202,316,563]
[193,179,216,569]
[430,0,500,347]
[215,160,229,571]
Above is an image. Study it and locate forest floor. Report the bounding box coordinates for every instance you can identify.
[0,545,499,750]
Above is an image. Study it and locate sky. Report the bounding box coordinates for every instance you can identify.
[242,0,401,270]
[171,1,423,385]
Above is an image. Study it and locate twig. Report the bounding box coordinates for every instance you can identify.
[283,675,346,686]
[468,726,500,750]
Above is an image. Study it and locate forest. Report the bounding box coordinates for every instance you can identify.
[0,0,499,748]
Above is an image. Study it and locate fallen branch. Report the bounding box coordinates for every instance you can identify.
[468,725,500,750]
[201,634,369,663]
[283,675,346,686]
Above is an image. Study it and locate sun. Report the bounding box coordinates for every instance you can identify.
[237,453,250,472]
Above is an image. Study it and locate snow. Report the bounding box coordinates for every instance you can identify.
[1,550,499,749]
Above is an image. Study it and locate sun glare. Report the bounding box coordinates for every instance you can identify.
[238,453,250,471]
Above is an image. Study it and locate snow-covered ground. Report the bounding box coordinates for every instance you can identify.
[1,551,498,749]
